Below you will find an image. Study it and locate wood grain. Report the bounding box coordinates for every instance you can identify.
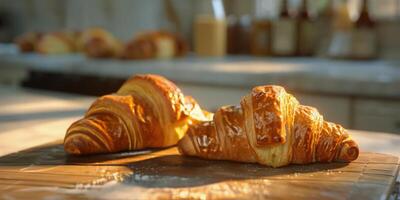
[0,141,398,200]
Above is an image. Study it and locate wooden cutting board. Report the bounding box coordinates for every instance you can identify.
[0,141,398,200]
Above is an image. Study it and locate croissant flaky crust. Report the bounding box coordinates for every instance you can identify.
[64,74,210,155]
[178,85,359,167]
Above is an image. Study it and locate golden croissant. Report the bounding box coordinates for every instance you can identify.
[64,74,211,155]
[178,85,359,167]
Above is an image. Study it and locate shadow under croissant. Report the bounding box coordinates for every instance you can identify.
[0,141,350,189]
[120,155,350,188]
[0,142,163,166]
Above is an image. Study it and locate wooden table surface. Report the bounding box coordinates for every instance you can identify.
[0,85,399,199]
[0,143,398,200]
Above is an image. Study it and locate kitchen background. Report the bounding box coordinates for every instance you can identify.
[0,0,399,134]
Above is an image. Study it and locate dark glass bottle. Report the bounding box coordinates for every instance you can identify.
[316,0,333,56]
[249,0,271,56]
[356,0,375,28]
[297,0,314,56]
[351,0,378,59]
[228,15,252,55]
[272,0,297,56]
[280,0,290,18]
[328,0,353,59]
[250,19,271,56]
[227,15,241,54]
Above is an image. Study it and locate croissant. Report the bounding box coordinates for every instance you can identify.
[178,85,359,167]
[35,32,77,54]
[64,74,211,155]
[121,31,188,60]
[78,28,122,58]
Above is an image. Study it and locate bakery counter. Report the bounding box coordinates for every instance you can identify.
[0,53,399,98]
[1,53,400,133]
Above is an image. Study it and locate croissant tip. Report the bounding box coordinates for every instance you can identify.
[64,129,105,156]
[63,140,82,155]
[338,141,359,162]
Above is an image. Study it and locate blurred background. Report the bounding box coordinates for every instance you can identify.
[0,0,399,134]
[0,0,399,54]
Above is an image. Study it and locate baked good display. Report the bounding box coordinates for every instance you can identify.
[64,74,211,155]
[15,29,187,60]
[78,28,123,58]
[178,85,359,167]
[121,31,187,59]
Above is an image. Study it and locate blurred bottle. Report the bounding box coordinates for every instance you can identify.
[297,0,315,56]
[351,0,378,59]
[227,15,251,54]
[316,0,334,56]
[249,0,271,56]
[0,11,12,42]
[194,0,226,57]
[239,15,252,54]
[328,0,353,59]
[272,0,297,56]
[227,15,240,54]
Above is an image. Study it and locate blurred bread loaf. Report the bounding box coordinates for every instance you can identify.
[15,32,42,53]
[122,31,187,59]
[36,32,77,54]
[78,28,122,58]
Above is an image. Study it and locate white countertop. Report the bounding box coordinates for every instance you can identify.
[0,85,399,158]
[1,52,400,99]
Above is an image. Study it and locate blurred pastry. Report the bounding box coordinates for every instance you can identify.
[69,30,82,51]
[14,32,42,52]
[36,32,76,54]
[78,28,122,58]
[122,31,187,60]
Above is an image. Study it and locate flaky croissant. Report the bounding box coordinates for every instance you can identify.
[178,85,359,167]
[78,28,122,58]
[64,74,211,155]
[121,31,188,60]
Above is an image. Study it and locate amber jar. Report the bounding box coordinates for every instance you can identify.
[194,15,227,57]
